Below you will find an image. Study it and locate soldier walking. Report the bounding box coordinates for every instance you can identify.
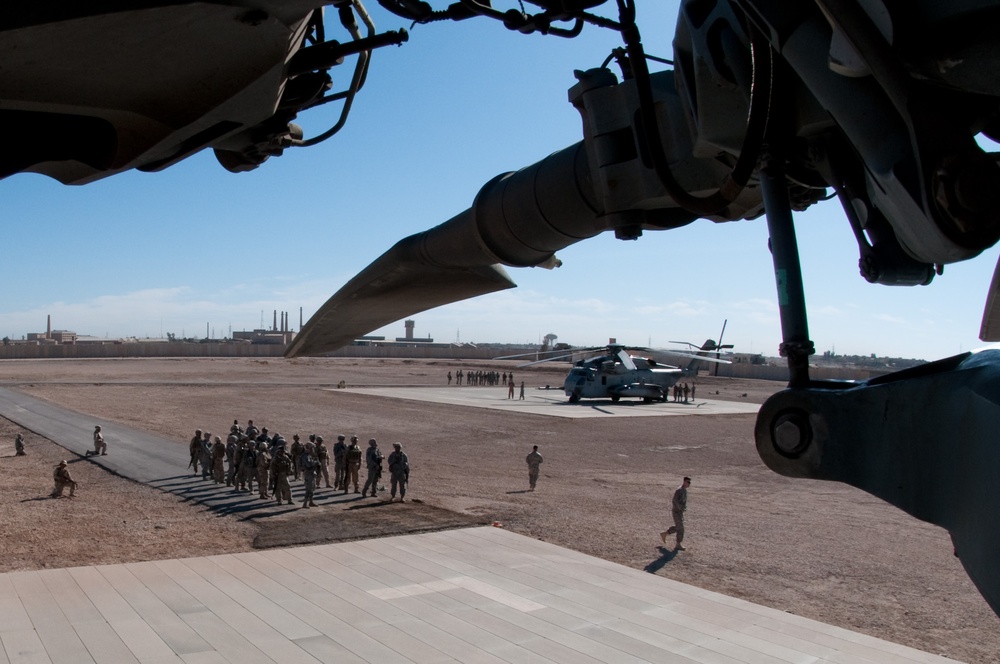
[238,439,257,492]
[661,476,691,551]
[14,433,25,456]
[387,442,409,502]
[51,460,77,497]
[344,435,362,493]
[199,432,213,480]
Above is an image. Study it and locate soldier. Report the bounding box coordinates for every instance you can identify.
[333,434,347,490]
[14,432,25,456]
[225,434,238,486]
[525,445,543,491]
[315,435,331,488]
[300,442,320,508]
[270,446,294,505]
[230,437,245,490]
[188,429,203,475]
[238,438,257,492]
[86,425,107,457]
[199,431,213,480]
[245,419,259,439]
[344,435,362,494]
[290,434,304,481]
[256,441,271,499]
[661,476,691,551]
[362,438,383,498]
[387,443,409,502]
[211,435,226,483]
[519,381,525,400]
[51,460,77,497]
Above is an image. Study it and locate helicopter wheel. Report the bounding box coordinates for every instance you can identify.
[643,397,653,404]
[611,395,620,403]
[568,394,580,403]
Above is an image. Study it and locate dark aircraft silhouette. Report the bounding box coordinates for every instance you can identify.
[3,1,1000,614]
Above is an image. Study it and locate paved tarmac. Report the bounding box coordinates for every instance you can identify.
[0,527,954,664]
[338,386,761,419]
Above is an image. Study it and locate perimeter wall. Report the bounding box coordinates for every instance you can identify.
[0,343,882,381]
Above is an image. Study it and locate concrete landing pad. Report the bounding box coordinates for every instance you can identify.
[336,386,761,419]
[0,527,952,664]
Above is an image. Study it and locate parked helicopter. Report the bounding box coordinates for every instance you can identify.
[502,338,732,403]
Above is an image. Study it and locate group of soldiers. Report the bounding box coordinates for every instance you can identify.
[188,420,411,507]
[446,370,514,387]
[671,382,696,402]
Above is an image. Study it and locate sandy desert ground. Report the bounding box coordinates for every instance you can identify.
[0,357,995,663]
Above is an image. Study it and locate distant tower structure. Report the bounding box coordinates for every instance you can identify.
[46,315,51,339]
[299,307,303,330]
[273,310,277,331]
[404,320,415,340]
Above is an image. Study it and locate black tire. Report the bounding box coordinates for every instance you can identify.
[568,394,580,403]
[611,395,621,403]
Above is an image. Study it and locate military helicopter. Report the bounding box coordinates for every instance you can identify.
[501,333,732,403]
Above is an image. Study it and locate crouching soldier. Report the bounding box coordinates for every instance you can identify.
[51,460,77,498]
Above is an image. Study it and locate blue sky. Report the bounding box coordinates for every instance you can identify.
[0,2,996,360]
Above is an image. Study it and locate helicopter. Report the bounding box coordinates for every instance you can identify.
[558,340,729,403]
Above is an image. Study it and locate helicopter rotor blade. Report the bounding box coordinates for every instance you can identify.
[285,232,516,357]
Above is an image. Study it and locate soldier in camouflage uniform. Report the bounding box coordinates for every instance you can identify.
[238,439,257,493]
[344,435,362,494]
[300,442,320,508]
[314,435,331,488]
[255,441,271,499]
[363,438,383,498]
[211,435,226,483]
[333,434,347,490]
[270,446,294,505]
[290,434,304,481]
[199,432,213,480]
[51,460,77,497]
[189,429,202,475]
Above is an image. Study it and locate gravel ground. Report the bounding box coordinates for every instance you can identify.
[1,357,996,663]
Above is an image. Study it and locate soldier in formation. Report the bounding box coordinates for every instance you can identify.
[186,419,415,506]
[300,442,320,508]
[387,442,409,502]
[315,435,331,488]
[333,434,347,490]
[344,435,362,493]
[363,438,383,498]
[14,432,25,456]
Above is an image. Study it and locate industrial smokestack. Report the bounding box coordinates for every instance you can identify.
[47,315,51,339]
[299,307,303,330]
[273,310,277,331]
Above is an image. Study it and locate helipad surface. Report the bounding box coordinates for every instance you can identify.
[0,526,953,664]
[337,387,761,419]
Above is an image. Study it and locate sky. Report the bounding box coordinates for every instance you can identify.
[0,2,996,361]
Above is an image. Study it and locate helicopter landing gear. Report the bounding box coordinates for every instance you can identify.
[610,394,620,403]
[568,394,580,403]
[755,146,1000,616]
